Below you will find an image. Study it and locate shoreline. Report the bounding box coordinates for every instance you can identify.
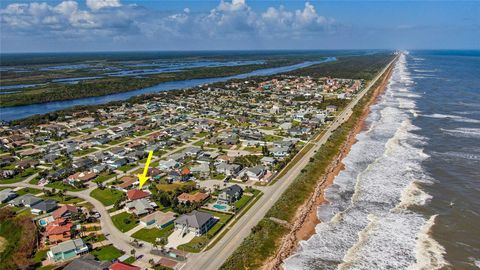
[262,60,395,270]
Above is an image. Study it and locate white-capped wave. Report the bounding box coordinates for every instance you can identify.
[440,127,480,138]
[409,215,448,270]
[422,113,480,124]
[283,52,445,270]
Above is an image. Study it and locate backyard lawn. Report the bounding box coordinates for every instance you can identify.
[111,212,138,232]
[91,245,124,261]
[131,224,174,244]
[156,182,195,192]
[234,195,252,210]
[90,188,124,206]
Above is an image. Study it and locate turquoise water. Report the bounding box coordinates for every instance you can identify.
[213,204,227,210]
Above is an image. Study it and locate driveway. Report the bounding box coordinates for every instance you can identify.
[167,229,196,249]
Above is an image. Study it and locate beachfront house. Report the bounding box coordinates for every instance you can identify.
[217,185,243,204]
[174,210,217,236]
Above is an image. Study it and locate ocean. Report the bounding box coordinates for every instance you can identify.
[283,51,480,270]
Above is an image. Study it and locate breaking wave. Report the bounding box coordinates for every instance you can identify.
[283,53,447,270]
[440,127,480,138]
[422,113,480,124]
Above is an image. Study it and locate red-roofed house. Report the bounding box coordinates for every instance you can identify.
[127,189,150,201]
[46,218,74,243]
[52,205,79,219]
[109,262,140,270]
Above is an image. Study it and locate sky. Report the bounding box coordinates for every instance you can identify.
[0,0,479,52]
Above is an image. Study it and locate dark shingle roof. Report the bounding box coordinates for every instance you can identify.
[175,210,213,229]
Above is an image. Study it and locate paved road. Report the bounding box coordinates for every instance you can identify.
[180,57,397,270]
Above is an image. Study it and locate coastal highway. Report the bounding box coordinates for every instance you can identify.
[180,56,398,270]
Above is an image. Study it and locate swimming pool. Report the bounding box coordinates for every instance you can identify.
[39,219,47,226]
[213,204,227,210]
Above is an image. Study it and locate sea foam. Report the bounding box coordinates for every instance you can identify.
[283,53,447,270]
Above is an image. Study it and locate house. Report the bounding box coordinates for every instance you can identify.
[273,140,295,149]
[190,163,210,177]
[242,165,267,181]
[64,254,111,270]
[326,105,337,113]
[117,176,138,191]
[260,156,276,166]
[216,163,242,176]
[72,158,95,169]
[183,147,202,157]
[217,185,243,204]
[106,158,128,169]
[47,238,89,261]
[180,167,191,181]
[91,164,107,174]
[10,194,42,207]
[126,189,150,201]
[177,192,209,204]
[109,261,140,270]
[174,210,217,236]
[52,205,79,219]
[31,199,58,215]
[139,211,176,228]
[66,171,97,186]
[125,199,154,216]
[270,146,290,157]
[46,218,74,243]
[158,159,180,170]
[0,188,17,203]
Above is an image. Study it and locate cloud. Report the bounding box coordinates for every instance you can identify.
[0,0,336,47]
[85,0,121,11]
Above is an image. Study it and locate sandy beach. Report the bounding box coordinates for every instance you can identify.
[262,62,396,270]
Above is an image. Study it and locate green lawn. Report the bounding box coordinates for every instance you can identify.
[234,195,252,210]
[111,212,138,232]
[212,173,226,180]
[193,140,205,147]
[177,235,209,253]
[156,182,195,192]
[46,181,87,192]
[0,168,38,184]
[264,134,283,142]
[16,187,42,195]
[90,188,124,206]
[118,163,137,173]
[131,224,174,244]
[41,194,84,204]
[73,147,98,157]
[91,245,124,261]
[123,256,136,264]
[0,220,22,269]
[93,172,117,183]
[108,138,128,146]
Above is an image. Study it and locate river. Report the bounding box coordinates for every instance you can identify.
[0,57,335,121]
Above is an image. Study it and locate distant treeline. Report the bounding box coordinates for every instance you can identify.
[0,50,353,66]
[287,53,395,80]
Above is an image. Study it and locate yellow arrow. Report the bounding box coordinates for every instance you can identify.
[138,150,153,189]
